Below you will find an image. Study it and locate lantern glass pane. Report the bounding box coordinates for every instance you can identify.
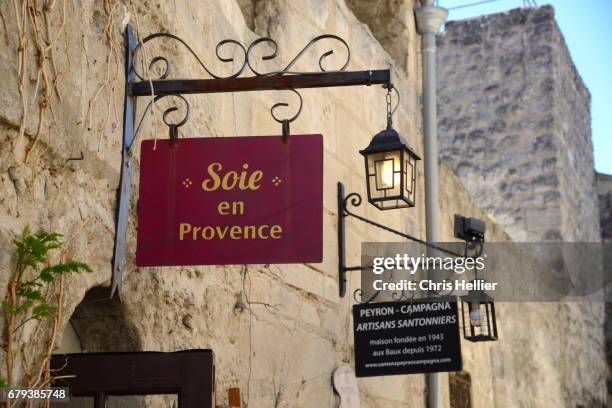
[366,150,402,200]
[461,299,497,341]
[404,151,416,205]
[375,159,395,190]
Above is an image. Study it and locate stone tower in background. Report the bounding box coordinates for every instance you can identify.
[436,5,600,243]
[598,172,612,404]
[599,174,612,244]
[436,6,608,405]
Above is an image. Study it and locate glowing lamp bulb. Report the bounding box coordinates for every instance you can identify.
[376,159,395,189]
[469,302,482,327]
[381,160,394,188]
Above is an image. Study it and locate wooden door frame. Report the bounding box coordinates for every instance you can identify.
[51,349,214,408]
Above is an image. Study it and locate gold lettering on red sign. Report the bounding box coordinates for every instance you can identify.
[179,222,283,240]
[202,163,263,192]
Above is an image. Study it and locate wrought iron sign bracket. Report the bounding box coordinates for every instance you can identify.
[337,182,470,300]
[128,70,393,96]
[111,24,394,297]
[111,24,138,298]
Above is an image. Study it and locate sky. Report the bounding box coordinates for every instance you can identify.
[439,0,612,174]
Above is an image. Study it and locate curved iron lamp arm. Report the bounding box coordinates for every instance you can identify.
[337,182,466,298]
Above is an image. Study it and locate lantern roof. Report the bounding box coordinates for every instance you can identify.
[359,127,421,160]
[461,289,494,303]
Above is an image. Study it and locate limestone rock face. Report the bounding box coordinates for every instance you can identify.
[0,0,423,406]
[344,0,419,75]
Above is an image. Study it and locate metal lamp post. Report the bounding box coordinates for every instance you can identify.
[416,1,449,408]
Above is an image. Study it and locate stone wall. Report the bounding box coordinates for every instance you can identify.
[598,173,612,243]
[598,172,612,404]
[436,5,600,243]
[0,1,606,407]
[435,5,606,406]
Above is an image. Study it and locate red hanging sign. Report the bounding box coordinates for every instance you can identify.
[136,135,323,267]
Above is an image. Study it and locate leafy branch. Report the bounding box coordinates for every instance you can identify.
[2,226,91,400]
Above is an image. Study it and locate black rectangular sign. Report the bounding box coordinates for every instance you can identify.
[353,298,462,377]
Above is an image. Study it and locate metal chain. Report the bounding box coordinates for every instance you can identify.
[386,87,393,129]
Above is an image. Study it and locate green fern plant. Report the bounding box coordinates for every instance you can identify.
[2,226,92,388]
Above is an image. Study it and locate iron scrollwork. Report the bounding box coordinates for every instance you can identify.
[130,33,351,138]
[341,191,362,215]
[353,288,380,304]
[132,33,350,79]
[130,94,191,153]
[245,35,350,75]
[351,271,417,304]
[131,33,248,80]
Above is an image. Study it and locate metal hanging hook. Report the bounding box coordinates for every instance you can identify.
[271,89,303,143]
[282,120,290,143]
[129,94,191,154]
[168,124,179,147]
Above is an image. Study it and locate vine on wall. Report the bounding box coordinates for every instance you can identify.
[5,0,125,164]
[88,0,121,152]
[9,0,66,163]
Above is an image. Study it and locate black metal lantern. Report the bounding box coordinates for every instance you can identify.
[460,289,498,342]
[360,87,420,211]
